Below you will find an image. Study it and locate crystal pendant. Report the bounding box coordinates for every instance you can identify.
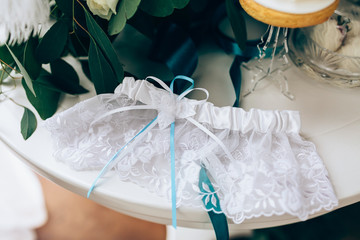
[242,26,295,100]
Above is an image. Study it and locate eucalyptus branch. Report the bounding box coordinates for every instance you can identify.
[74,32,89,55]
[0,58,19,74]
[73,15,98,51]
[73,0,111,56]
[73,17,91,37]
[0,65,5,84]
[67,0,88,55]
[0,62,20,88]
[0,71,3,81]
[49,4,58,18]
[1,92,24,108]
[74,0,95,39]
[71,0,76,34]
[75,0,86,10]
[0,70,18,95]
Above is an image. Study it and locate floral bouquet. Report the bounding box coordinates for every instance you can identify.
[0,0,247,140]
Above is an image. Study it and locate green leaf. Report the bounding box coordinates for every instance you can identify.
[139,0,190,17]
[21,107,37,140]
[0,45,14,65]
[23,37,42,80]
[5,43,36,96]
[108,0,141,35]
[50,58,80,85]
[0,44,24,65]
[22,77,61,120]
[68,33,89,57]
[36,20,69,63]
[84,9,124,83]
[226,0,247,51]
[88,41,118,94]
[80,59,91,80]
[50,59,88,94]
[55,0,74,16]
[27,70,59,92]
[34,68,88,95]
[127,9,155,38]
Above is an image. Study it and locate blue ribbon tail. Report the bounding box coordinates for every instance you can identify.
[87,186,94,198]
[170,121,177,229]
[87,150,121,198]
[87,117,158,198]
[169,75,196,229]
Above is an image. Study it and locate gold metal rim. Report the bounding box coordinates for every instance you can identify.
[239,0,340,28]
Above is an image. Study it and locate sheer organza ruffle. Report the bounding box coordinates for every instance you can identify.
[44,77,338,224]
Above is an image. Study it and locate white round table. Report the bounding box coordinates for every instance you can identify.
[1,31,360,237]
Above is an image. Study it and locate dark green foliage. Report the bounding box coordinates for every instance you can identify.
[22,77,61,120]
[21,107,37,140]
[140,0,190,17]
[35,20,69,63]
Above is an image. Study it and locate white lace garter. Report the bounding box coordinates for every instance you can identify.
[44,76,338,224]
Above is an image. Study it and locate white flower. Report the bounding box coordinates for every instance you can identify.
[0,0,50,45]
[86,0,118,20]
[154,92,196,130]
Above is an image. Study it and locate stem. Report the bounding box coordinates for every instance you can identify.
[74,0,99,46]
[73,17,97,47]
[50,5,58,18]
[1,92,25,108]
[0,59,18,73]
[74,33,89,55]
[0,65,5,85]
[69,0,76,34]
[73,16,98,54]
[73,18,91,37]
[76,0,86,9]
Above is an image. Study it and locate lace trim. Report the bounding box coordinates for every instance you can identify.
[44,89,338,224]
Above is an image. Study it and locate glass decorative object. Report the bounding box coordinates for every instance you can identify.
[238,0,340,99]
[242,26,294,100]
[288,0,360,88]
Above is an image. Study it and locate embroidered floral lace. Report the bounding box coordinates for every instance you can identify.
[44,77,338,224]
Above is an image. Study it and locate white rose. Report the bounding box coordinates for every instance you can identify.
[86,0,118,20]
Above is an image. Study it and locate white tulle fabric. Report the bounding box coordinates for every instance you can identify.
[44,77,338,224]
